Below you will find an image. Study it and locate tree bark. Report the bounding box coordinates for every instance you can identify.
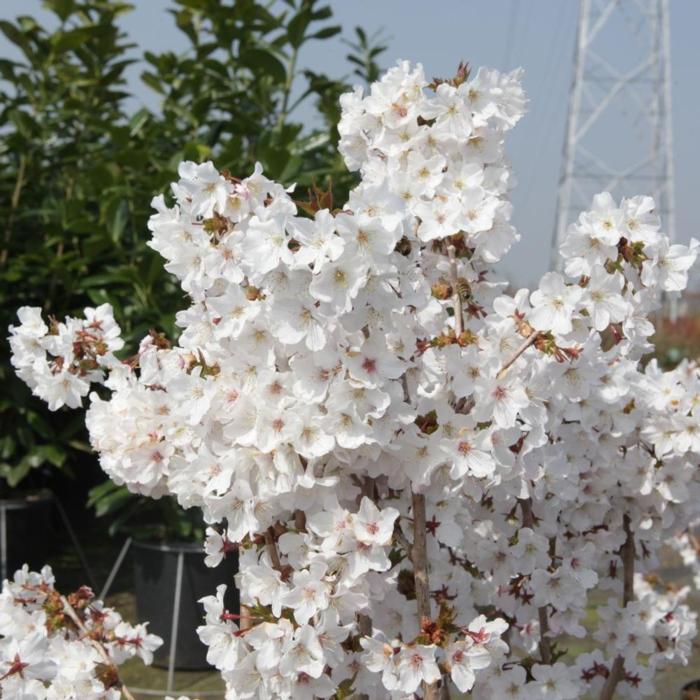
[519,498,552,664]
[412,491,439,700]
[598,514,635,700]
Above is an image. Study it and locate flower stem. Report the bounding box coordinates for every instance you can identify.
[498,330,539,379]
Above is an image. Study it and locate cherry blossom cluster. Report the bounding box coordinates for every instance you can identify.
[0,565,161,700]
[8,59,700,699]
[9,304,123,411]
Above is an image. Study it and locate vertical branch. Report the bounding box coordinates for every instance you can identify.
[356,477,377,700]
[537,607,552,665]
[242,525,286,634]
[357,476,376,642]
[412,490,439,700]
[598,514,635,700]
[244,524,286,632]
[519,498,552,665]
[412,491,432,623]
[446,244,464,336]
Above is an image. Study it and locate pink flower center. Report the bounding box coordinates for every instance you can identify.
[457,440,472,455]
[362,357,377,374]
[365,521,380,535]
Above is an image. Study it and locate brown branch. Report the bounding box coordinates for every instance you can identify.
[598,514,635,700]
[264,527,283,571]
[60,595,136,700]
[242,526,286,635]
[519,498,553,665]
[599,657,625,700]
[497,330,539,380]
[294,509,307,532]
[357,477,378,700]
[244,525,288,634]
[412,490,439,700]
[357,477,376,640]
[446,244,464,336]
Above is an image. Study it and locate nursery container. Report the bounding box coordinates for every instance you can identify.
[133,540,238,670]
[0,492,53,580]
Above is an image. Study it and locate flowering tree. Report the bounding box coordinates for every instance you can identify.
[8,60,700,699]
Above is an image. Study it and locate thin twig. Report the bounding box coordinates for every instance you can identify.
[598,514,635,700]
[394,522,413,558]
[294,509,307,532]
[264,527,283,571]
[412,491,439,700]
[519,498,553,665]
[446,244,464,336]
[498,330,539,379]
[60,595,136,700]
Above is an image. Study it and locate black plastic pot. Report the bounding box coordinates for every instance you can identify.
[0,492,53,581]
[133,540,238,670]
[681,680,700,699]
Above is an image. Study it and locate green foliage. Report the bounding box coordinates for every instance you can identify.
[0,0,384,535]
[87,480,202,540]
[344,26,389,86]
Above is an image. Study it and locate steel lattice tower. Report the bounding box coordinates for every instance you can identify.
[552,0,675,269]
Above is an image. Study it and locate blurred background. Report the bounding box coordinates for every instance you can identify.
[0,1,698,697]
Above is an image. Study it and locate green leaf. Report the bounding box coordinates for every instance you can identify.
[0,20,33,59]
[241,47,287,83]
[42,0,76,22]
[88,479,120,503]
[89,482,133,517]
[3,460,32,488]
[9,110,37,138]
[25,411,53,439]
[35,444,65,467]
[310,5,333,21]
[0,59,17,82]
[129,111,150,138]
[109,199,129,243]
[287,8,311,48]
[310,25,341,41]
[141,71,164,94]
[51,27,94,53]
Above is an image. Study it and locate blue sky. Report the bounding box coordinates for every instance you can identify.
[2,0,699,287]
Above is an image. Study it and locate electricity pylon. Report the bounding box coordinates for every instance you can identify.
[552,0,675,269]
